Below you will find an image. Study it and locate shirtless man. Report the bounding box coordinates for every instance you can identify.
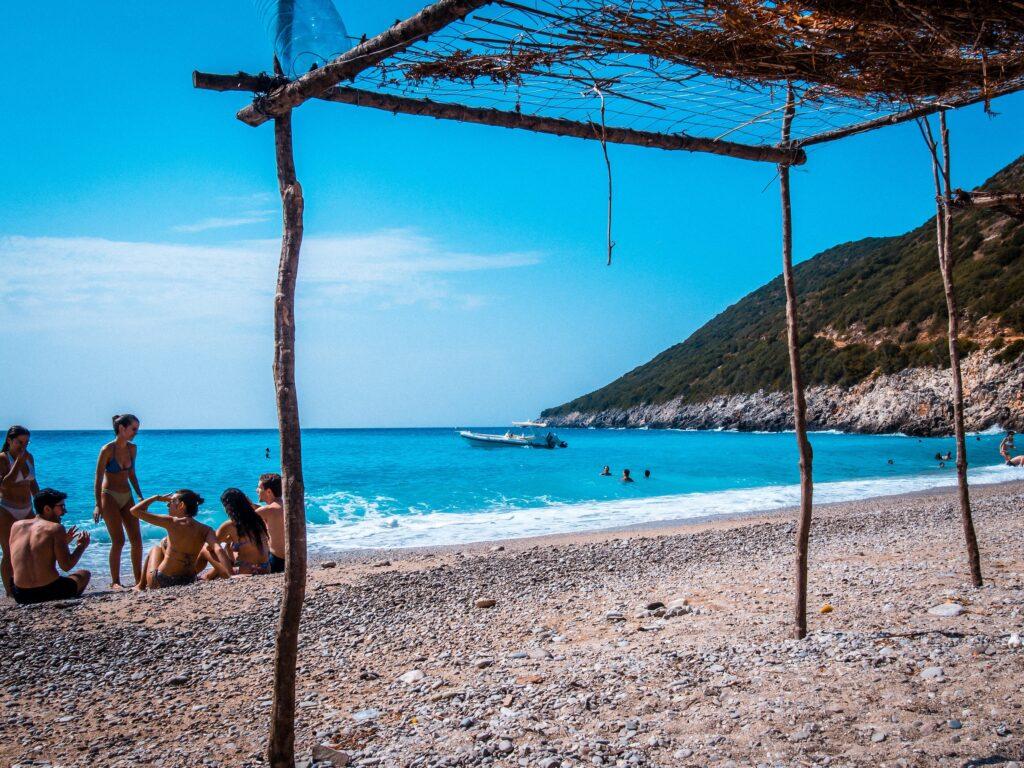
[1001,430,1024,466]
[9,488,90,605]
[255,473,285,574]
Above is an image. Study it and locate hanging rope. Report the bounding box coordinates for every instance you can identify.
[590,85,615,266]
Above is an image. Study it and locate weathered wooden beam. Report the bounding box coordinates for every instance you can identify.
[799,81,1024,148]
[780,85,814,641]
[267,107,308,767]
[920,113,983,589]
[950,189,1024,218]
[236,0,495,126]
[194,71,806,165]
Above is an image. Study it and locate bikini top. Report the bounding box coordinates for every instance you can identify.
[4,453,35,484]
[105,445,133,474]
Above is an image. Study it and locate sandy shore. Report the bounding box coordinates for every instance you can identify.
[3,481,1024,767]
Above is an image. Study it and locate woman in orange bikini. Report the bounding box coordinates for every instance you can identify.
[93,414,144,588]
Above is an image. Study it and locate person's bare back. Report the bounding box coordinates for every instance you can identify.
[256,501,284,559]
[9,489,90,604]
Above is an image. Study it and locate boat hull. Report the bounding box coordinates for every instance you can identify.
[458,431,560,449]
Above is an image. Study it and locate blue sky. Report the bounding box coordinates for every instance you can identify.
[2,2,1023,430]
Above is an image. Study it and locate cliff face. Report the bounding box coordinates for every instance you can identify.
[542,156,1024,436]
[545,351,1024,436]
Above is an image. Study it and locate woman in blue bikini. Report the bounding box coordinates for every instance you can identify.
[93,414,144,588]
[1,425,40,597]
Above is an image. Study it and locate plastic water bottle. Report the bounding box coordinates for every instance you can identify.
[254,0,352,79]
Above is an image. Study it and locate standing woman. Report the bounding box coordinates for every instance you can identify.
[93,414,144,588]
[1,426,39,596]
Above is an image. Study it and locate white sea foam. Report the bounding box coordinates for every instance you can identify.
[305,463,1021,552]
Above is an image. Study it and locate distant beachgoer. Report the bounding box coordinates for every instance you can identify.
[644,469,651,478]
[934,452,943,461]
[208,488,270,577]
[132,491,232,590]
[887,459,894,465]
[943,451,953,461]
[93,414,144,588]
[1001,430,1024,467]
[600,465,611,477]
[939,461,946,468]
[622,469,634,483]
[265,448,271,459]
[1,426,39,597]
[255,473,285,573]
[9,488,90,605]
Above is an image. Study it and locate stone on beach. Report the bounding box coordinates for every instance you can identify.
[927,602,965,617]
[474,598,497,609]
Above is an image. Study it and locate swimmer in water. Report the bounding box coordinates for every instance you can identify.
[600,465,611,476]
[621,469,634,483]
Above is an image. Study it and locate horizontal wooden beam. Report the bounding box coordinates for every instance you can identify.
[195,71,805,165]
[236,0,494,127]
[798,81,1024,147]
[949,189,1024,219]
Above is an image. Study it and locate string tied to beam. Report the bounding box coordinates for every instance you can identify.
[588,84,615,266]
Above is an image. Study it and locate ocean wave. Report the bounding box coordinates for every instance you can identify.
[304,463,1021,552]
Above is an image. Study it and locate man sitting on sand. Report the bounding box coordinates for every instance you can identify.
[1001,431,1024,466]
[256,473,286,573]
[9,488,91,605]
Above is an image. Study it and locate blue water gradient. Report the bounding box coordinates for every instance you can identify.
[20,427,1019,581]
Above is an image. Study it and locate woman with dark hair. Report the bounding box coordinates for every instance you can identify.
[132,490,232,590]
[93,414,144,588]
[210,487,270,576]
[1,426,39,596]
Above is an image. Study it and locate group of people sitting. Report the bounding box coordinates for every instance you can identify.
[1,416,288,606]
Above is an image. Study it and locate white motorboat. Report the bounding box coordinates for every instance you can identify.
[459,421,568,449]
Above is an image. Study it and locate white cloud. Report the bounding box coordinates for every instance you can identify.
[172,214,274,233]
[0,230,540,330]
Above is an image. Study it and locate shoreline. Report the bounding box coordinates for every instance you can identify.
[301,474,1024,566]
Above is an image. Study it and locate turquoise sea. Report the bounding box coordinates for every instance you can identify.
[20,427,1020,582]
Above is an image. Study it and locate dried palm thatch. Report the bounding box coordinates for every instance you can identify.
[399,0,1024,102]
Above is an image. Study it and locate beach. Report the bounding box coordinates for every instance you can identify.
[3,480,1024,767]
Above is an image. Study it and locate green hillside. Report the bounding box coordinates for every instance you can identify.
[543,156,1024,418]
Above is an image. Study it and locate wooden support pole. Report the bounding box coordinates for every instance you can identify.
[780,86,815,640]
[237,0,494,126]
[920,113,983,588]
[268,105,308,767]
[194,71,805,165]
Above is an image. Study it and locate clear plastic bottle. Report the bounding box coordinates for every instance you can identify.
[254,0,352,79]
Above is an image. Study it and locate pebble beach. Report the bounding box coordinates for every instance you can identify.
[3,481,1024,768]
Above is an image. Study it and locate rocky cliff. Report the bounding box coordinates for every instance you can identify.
[545,350,1024,436]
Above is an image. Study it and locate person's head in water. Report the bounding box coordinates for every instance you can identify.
[258,473,282,502]
[34,488,68,520]
[168,489,204,518]
[621,468,633,482]
[112,414,140,441]
[600,465,611,476]
[643,469,651,479]
[221,487,268,545]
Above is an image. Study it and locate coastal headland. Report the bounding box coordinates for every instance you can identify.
[3,481,1023,767]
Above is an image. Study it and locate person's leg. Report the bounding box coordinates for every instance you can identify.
[0,510,14,597]
[137,544,164,591]
[100,494,126,587]
[68,570,91,596]
[119,506,143,587]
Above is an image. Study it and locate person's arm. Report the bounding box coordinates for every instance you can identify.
[1,450,25,485]
[54,527,90,571]
[128,444,143,499]
[129,495,175,529]
[203,530,233,578]
[93,445,107,520]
